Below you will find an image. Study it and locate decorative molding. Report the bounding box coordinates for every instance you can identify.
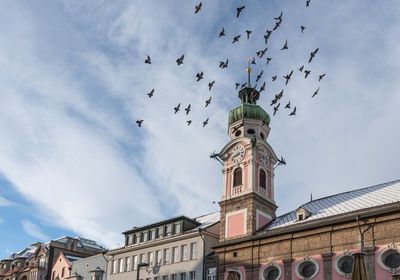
[260,262,282,280]
[225,209,247,238]
[377,243,400,273]
[295,256,319,280]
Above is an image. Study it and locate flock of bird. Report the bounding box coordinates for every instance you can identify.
[136,0,326,128]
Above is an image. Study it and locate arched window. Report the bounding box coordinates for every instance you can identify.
[61,268,65,278]
[233,168,242,186]
[259,169,266,189]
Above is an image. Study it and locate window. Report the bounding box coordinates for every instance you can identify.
[172,247,179,263]
[154,277,159,280]
[140,253,146,264]
[157,226,164,238]
[181,245,188,261]
[148,252,154,266]
[142,231,148,242]
[162,276,168,280]
[207,268,216,280]
[133,256,138,270]
[150,229,156,240]
[261,263,281,280]
[62,267,65,278]
[378,246,400,272]
[52,272,55,280]
[174,223,181,234]
[112,260,117,274]
[135,233,141,244]
[39,256,46,268]
[384,252,400,268]
[126,256,132,271]
[164,248,170,264]
[127,234,133,245]
[166,224,172,236]
[189,271,195,280]
[259,169,266,189]
[156,250,162,265]
[227,271,240,280]
[190,243,198,260]
[119,258,124,273]
[171,274,177,280]
[233,168,242,186]
[295,258,319,279]
[298,214,304,221]
[180,273,186,280]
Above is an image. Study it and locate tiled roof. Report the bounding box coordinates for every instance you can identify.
[264,179,400,231]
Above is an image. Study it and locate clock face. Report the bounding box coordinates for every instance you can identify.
[259,148,269,166]
[231,144,245,164]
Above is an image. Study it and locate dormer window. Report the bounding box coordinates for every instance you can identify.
[142,231,148,242]
[296,207,311,222]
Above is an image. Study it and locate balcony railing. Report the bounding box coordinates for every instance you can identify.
[232,185,243,195]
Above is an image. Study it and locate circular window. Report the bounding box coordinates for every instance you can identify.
[295,258,319,279]
[247,129,255,135]
[378,244,400,273]
[261,263,281,280]
[235,130,242,137]
[260,132,265,139]
[334,253,353,278]
[227,270,241,280]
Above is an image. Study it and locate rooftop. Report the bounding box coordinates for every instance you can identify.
[263,179,400,232]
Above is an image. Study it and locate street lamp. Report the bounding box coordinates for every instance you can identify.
[137,263,149,280]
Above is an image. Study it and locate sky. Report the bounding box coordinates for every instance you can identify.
[1,0,400,258]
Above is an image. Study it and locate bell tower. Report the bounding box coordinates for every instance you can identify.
[218,62,278,241]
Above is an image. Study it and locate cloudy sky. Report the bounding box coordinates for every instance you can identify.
[1,0,400,257]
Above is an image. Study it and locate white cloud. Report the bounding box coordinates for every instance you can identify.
[0,197,14,207]
[21,220,49,241]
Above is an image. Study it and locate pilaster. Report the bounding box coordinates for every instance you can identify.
[283,259,292,280]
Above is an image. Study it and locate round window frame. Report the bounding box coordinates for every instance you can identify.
[334,251,353,278]
[261,262,282,280]
[295,257,319,280]
[377,243,400,273]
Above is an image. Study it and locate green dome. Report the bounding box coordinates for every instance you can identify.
[228,104,270,126]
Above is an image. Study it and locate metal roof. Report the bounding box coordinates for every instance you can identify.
[264,179,400,231]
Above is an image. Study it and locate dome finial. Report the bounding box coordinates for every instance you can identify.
[247,57,252,87]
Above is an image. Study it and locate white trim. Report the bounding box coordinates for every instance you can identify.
[260,262,282,280]
[377,243,400,273]
[256,210,272,230]
[333,250,353,278]
[225,209,247,238]
[295,256,319,279]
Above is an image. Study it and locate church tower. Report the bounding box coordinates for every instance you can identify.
[219,64,279,241]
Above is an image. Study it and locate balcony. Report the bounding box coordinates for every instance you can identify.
[232,185,243,196]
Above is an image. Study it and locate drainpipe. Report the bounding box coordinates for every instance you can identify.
[199,228,206,280]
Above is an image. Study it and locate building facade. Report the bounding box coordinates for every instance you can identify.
[213,82,400,279]
[68,254,107,280]
[0,237,104,280]
[106,213,220,280]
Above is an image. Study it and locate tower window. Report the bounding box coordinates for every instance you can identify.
[233,168,242,186]
[235,130,241,137]
[260,132,265,139]
[247,129,255,135]
[259,169,266,189]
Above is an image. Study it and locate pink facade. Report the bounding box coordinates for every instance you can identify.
[375,245,395,280]
[292,255,323,280]
[227,212,245,238]
[257,213,270,230]
[51,253,70,280]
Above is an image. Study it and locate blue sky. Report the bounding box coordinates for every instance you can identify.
[1,0,400,258]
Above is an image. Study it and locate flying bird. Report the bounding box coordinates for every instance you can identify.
[203,118,209,127]
[272,75,277,81]
[309,48,319,63]
[312,87,320,98]
[283,71,293,85]
[147,88,154,98]
[205,97,212,107]
[256,70,263,82]
[270,98,278,106]
[235,83,240,89]
[298,65,304,72]
[306,0,311,7]
[246,30,252,39]
[208,81,215,91]
[145,55,151,64]
[241,82,247,88]
[265,30,272,39]
[301,26,306,33]
[194,2,202,14]
[196,71,204,81]
[281,40,288,50]
[285,101,291,109]
[276,89,283,100]
[266,57,272,65]
[174,103,181,114]
[219,27,225,37]
[219,59,228,68]
[236,6,245,17]
[273,103,280,116]
[232,35,241,44]
[256,47,267,58]
[185,104,191,115]
[319,73,326,82]
[274,11,283,22]
[187,120,192,126]
[304,70,311,79]
[259,82,266,92]
[176,54,184,65]
[289,107,296,116]
[251,57,256,65]
[273,21,281,31]
[136,120,143,127]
